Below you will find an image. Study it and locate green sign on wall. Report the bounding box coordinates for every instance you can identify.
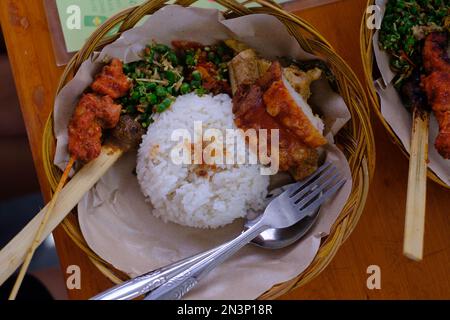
[56,0,290,52]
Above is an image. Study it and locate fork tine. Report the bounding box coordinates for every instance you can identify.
[298,178,346,215]
[294,172,340,209]
[288,162,332,197]
[289,164,336,202]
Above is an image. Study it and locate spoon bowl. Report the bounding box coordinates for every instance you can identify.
[246,183,321,249]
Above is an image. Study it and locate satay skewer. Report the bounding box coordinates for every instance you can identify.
[8,156,76,299]
[403,31,450,261]
[0,147,124,289]
[2,58,136,296]
[400,68,430,261]
[404,107,429,261]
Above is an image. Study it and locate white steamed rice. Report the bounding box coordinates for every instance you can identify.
[136,93,269,229]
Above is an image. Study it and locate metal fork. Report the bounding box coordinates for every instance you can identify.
[145,163,345,300]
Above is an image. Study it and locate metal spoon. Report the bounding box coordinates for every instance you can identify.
[145,163,343,300]
[91,183,322,300]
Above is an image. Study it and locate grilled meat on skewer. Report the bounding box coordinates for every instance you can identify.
[68,59,132,162]
[400,69,428,112]
[421,32,450,159]
[91,58,132,99]
[68,94,122,162]
[423,32,450,74]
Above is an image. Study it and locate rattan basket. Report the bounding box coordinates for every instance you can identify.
[42,0,375,299]
[360,0,449,189]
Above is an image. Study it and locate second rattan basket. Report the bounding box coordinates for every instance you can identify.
[43,0,375,299]
[360,0,449,189]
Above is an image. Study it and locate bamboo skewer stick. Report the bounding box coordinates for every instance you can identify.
[0,147,123,289]
[403,107,429,261]
[8,156,76,300]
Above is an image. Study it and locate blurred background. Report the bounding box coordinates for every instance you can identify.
[0,29,67,300]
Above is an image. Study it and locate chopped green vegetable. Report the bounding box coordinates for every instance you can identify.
[130,90,140,101]
[146,93,158,105]
[156,98,172,113]
[145,82,157,90]
[165,71,176,85]
[196,87,207,96]
[180,83,191,94]
[379,0,448,85]
[185,54,195,66]
[120,41,233,126]
[192,70,202,81]
[190,80,201,88]
[154,44,169,53]
[168,52,178,66]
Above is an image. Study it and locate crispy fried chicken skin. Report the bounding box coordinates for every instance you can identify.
[421,32,450,159]
[68,94,122,162]
[91,58,131,99]
[233,63,321,180]
[261,62,327,148]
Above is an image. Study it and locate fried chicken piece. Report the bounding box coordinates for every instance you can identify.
[228,49,260,94]
[233,83,319,181]
[91,58,131,99]
[421,32,450,159]
[261,62,327,148]
[228,49,322,101]
[224,39,250,53]
[283,65,322,100]
[230,50,326,179]
[68,94,122,162]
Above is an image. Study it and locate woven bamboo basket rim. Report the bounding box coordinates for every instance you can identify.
[360,0,449,189]
[42,0,375,299]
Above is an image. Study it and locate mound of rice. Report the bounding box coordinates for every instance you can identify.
[136,93,269,229]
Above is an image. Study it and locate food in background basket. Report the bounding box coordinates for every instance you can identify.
[378,0,450,159]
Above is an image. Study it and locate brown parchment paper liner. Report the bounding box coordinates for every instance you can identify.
[53,5,353,299]
[372,0,450,186]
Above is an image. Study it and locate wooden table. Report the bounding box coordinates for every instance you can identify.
[1,0,449,300]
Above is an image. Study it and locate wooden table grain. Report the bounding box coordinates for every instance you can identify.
[1,0,449,300]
